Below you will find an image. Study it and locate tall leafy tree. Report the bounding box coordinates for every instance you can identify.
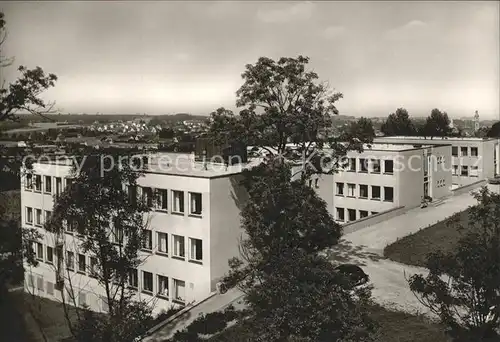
[206,56,368,180]
[344,117,375,143]
[40,149,154,341]
[223,160,375,341]
[487,121,500,138]
[420,108,452,138]
[380,108,416,136]
[408,188,500,341]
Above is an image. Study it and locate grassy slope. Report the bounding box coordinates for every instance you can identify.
[210,304,451,342]
[383,209,471,267]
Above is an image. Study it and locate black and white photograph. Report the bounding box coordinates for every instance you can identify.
[0,1,499,341]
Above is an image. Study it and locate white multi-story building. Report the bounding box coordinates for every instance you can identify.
[329,143,452,223]
[374,136,500,188]
[22,153,253,315]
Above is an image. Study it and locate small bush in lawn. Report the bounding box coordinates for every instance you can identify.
[172,329,201,342]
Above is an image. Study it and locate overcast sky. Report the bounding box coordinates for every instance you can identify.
[1,1,499,119]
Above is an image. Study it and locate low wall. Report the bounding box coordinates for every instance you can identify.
[487,182,500,194]
[342,206,406,235]
[451,179,487,196]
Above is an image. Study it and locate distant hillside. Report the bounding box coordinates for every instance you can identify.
[14,113,208,125]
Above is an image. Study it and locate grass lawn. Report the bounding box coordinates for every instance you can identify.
[2,290,75,342]
[209,304,451,342]
[383,209,472,267]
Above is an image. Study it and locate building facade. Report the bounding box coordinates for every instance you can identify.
[330,143,452,223]
[22,154,249,315]
[374,136,500,188]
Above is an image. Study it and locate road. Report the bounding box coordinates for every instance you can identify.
[327,190,478,315]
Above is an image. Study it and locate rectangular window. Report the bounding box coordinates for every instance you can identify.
[189,192,202,216]
[172,235,185,259]
[371,186,381,200]
[128,269,138,289]
[141,229,152,251]
[172,190,185,213]
[65,220,75,233]
[142,187,153,207]
[359,210,369,218]
[173,279,185,303]
[157,275,169,298]
[66,251,75,271]
[347,184,355,197]
[127,185,137,205]
[470,166,479,177]
[336,183,344,196]
[142,271,153,293]
[34,175,42,192]
[35,209,42,226]
[461,147,468,156]
[359,158,368,172]
[384,187,394,202]
[101,296,109,313]
[371,159,381,173]
[452,146,458,156]
[66,178,73,190]
[78,291,87,307]
[157,232,168,255]
[44,176,52,193]
[452,165,458,176]
[36,242,43,261]
[26,207,33,224]
[189,238,203,262]
[348,158,356,172]
[25,174,33,190]
[336,207,345,222]
[46,282,54,296]
[37,276,44,292]
[46,246,54,264]
[155,189,168,211]
[359,184,368,198]
[44,211,51,225]
[384,160,394,174]
[461,165,469,176]
[55,177,62,197]
[90,257,98,277]
[348,209,356,222]
[78,254,86,273]
[471,147,478,157]
[112,219,124,244]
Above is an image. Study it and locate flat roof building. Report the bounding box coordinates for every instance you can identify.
[374,136,500,188]
[22,153,254,315]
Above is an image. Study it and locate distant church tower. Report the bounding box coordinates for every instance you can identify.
[474,110,480,132]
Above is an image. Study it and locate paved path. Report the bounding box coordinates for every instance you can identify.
[327,190,478,315]
[143,287,245,342]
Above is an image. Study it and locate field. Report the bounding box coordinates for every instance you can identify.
[384,209,471,267]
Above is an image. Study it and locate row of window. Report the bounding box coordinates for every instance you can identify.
[344,158,394,174]
[31,242,187,304]
[336,207,379,222]
[452,146,478,157]
[25,174,66,196]
[336,183,394,202]
[26,207,51,227]
[27,273,108,310]
[139,231,203,263]
[132,269,186,304]
[25,173,205,218]
[131,186,203,216]
[33,241,99,276]
[452,165,479,177]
